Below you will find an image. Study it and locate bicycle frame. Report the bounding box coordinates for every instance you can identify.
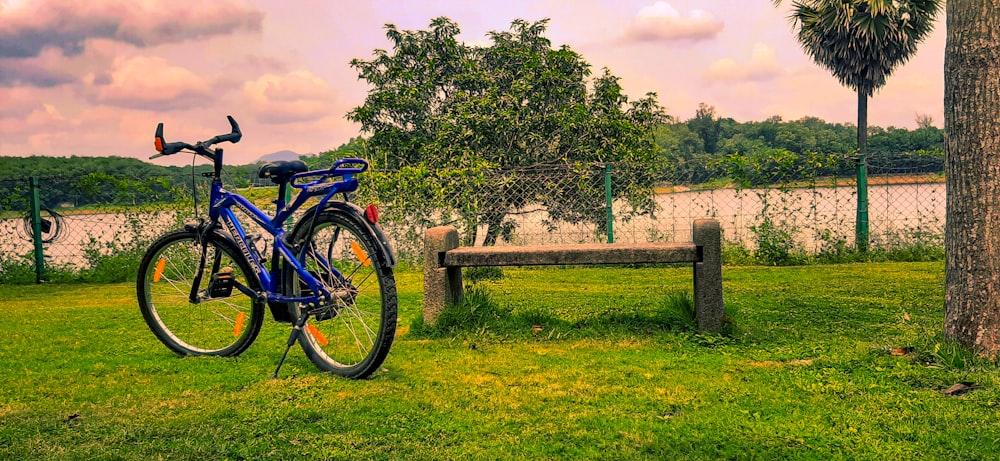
[201,159,366,308]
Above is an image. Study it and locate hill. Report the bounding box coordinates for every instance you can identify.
[257,150,301,163]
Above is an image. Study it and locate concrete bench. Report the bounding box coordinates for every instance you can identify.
[423,219,724,332]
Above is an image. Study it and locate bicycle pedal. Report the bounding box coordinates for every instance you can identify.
[208,267,235,298]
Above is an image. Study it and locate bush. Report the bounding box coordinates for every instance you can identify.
[750,217,808,265]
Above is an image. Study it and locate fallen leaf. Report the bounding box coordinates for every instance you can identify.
[943,382,979,396]
[891,347,912,356]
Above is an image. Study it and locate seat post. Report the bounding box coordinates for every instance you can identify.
[275,181,289,212]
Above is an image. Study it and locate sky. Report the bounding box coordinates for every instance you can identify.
[0,0,947,166]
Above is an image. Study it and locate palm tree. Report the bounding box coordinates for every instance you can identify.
[774,0,942,251]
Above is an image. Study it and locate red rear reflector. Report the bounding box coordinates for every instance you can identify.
[364,205,379,224]
[155,137,164,152]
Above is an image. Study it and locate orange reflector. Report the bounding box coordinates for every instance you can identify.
[307,324,328,346]
[155,137,164,152]
[350,241,371,267]
[153,258,166,282]
[233,312,246,337]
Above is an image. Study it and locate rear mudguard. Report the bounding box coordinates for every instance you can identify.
[268,201,396,323]
[293,201,397,269]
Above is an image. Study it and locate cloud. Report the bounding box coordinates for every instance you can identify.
[0,58,77,87]
[0,0,263,59]
[95,55,212,110]
[623,2,723,43]
[704,43,782,82]
[243,70,335,124]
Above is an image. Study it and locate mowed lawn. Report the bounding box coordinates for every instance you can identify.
[1,262,999,460]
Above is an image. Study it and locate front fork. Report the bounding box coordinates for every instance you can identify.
[186,220,263,305]
[188,221,221,304]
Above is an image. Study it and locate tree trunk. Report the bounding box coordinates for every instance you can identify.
[944,0,1000,356]
[856,90,870,252]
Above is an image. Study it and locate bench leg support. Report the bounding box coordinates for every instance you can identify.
[693,219,725,333]
[423,226,463,325]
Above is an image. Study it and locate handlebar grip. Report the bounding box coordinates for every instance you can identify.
[221,115,242,143]
[150,116,241,161]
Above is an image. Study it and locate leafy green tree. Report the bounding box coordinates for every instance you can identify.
[775,0,943,250]
[349,17,665,245]
[306,138,367,170]
[687,103,723,154]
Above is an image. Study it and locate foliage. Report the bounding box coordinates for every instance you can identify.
[409,285,511,337]
[781,0,942,97]
[305,138,367,170]
[0,156,273,211]
[687,103,723,154]
[656,107,944,187]
[775,0,943,199]
[750,216,808,265]
[0,253,39,284]
[348,17,665,244]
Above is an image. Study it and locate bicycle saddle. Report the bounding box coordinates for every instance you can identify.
[258,160,308,184]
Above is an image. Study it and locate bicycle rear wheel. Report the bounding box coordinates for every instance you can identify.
[137,229,264,357]
[286,209,397,379]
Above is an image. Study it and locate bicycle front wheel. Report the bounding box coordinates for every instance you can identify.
[287,209,397,379]
[137,229,264,357]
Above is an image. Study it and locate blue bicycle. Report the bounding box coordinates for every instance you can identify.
[136,116,397,379]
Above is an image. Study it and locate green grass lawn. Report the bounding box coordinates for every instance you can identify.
[1,262,998,460]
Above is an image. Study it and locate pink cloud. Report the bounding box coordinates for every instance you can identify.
[0,0,263,58]
[624,2,723,43]
[704,43,782,82]
[95,55,212,110]
[243,70,335,124]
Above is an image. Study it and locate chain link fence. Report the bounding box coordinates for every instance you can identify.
[1,152,946,282]
[362,153,945,261]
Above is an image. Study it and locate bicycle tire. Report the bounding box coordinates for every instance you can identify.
[285,209,397,379]
[137,228,265,357]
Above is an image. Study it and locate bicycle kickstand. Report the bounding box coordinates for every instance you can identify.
[270,311,310,379]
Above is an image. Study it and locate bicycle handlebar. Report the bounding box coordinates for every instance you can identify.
[151,115,242,160]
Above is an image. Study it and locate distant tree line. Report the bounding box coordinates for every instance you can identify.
[655,103,944,186]
[0,155,264,211]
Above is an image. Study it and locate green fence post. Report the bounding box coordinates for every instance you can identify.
[29,177,45,283]
[856,154,869,252]
[604,164,614,243]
